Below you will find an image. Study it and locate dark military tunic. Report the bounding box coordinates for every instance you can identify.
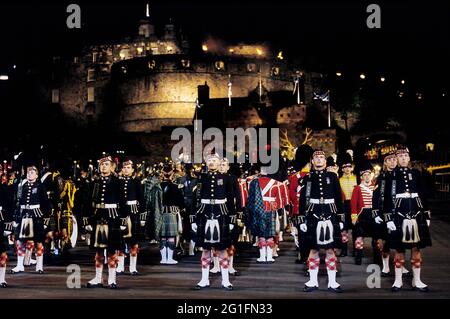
[119,175,145,245]
[88,175,122,252]
[17,180,50,242]
[0,184,13,253]
[372,170,394,242]
[176,173,198,241]
[298,168,343,250]
[155,181,185,239]
[192,171,236,250]
[384,167,432,251]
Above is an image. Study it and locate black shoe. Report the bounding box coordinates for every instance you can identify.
[36,270,44,274]
[130,271,139,276]
[403,271,413,278]
[231,271,240,276]
[381,271,390,277]
[304,270,310,277]
[328,286,343,293]
[108,283,118,289]
[222,285,234,291]
[86,282,103,288]
[338,247,348,257]
[116,271,124,275]
[10,269,23,274]
[413,286,429,292]
[391,285,402,292]
[303,285,318,292]
[0,282,7,288]
[194,284,209,290]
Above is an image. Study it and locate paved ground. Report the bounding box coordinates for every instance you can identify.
[1,211,450,299]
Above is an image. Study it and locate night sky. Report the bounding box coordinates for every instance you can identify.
[0,0,449,157]
[1,0,448,79]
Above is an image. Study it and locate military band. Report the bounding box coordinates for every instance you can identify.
[0,144,433,294]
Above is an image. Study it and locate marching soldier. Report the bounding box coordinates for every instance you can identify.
[1,180,14,287]
[299,150,344,293]
[351,164,376,265]
[117,159,146,275]
[151,162,185,264]
[85,154,122,289]
[216,158,241,276]
[338,154,357,257]
[385,146,431,292]
[287,145,312,265]
[247,164,287,263]
[372,151,410,277]
[176,163,198,256]
[11,164,51,274]
[191,153,236,290]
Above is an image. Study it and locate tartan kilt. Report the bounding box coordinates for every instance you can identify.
[196,203,231,251]
[158,207,179,238]
[0,222,7,253]
[343,200,353,231]
[305,212,341,250]
[17,212,46,243]
[47,212,58,233]
[252,210,277,238]
[129,213,145,244]
[386,211,432,252]
[353,208,375,238]
[90,208,123,252]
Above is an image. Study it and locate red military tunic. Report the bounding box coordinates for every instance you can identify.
[258,176,286,212]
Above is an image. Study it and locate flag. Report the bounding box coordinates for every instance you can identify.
[228,74,232,107]
[293,76,300,104]
[313,91,329,102]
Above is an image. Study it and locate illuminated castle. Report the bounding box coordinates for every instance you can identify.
[48,4,336,156]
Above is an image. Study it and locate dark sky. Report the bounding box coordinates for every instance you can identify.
[0,0,448,86]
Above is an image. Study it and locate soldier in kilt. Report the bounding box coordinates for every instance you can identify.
[1,180,14,287]
[191,153,236,290]
[299,150,344,293]
[85,154,122,289]
[153,163,185,264]
[385,147,431,292]
[11,164,51,275]
[116,159,146,275]
[351,164,376,265]
[176,163,198,256]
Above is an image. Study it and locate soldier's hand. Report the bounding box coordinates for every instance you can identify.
[120,225,126,231]
[191,223,197,232]
[85,225,93,232]
[426,220,431,227]
[387,221,396,231]
[12,221,19,228]
[300,223,307,232]
[140,220,146,227]
[339,222,344,230]
[374,216,383,224]
[229,224,234,231]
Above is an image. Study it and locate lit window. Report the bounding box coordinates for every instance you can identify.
[137,47,143,54]
[87,87,95,102]
[51,89,60,104]
[92,52,98,63]
[148,60,156,69]
[271,67,280,76]
[215,61,225,71]
[246,63,257,73]
[181,59,191,68]
[87,69,96,82]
